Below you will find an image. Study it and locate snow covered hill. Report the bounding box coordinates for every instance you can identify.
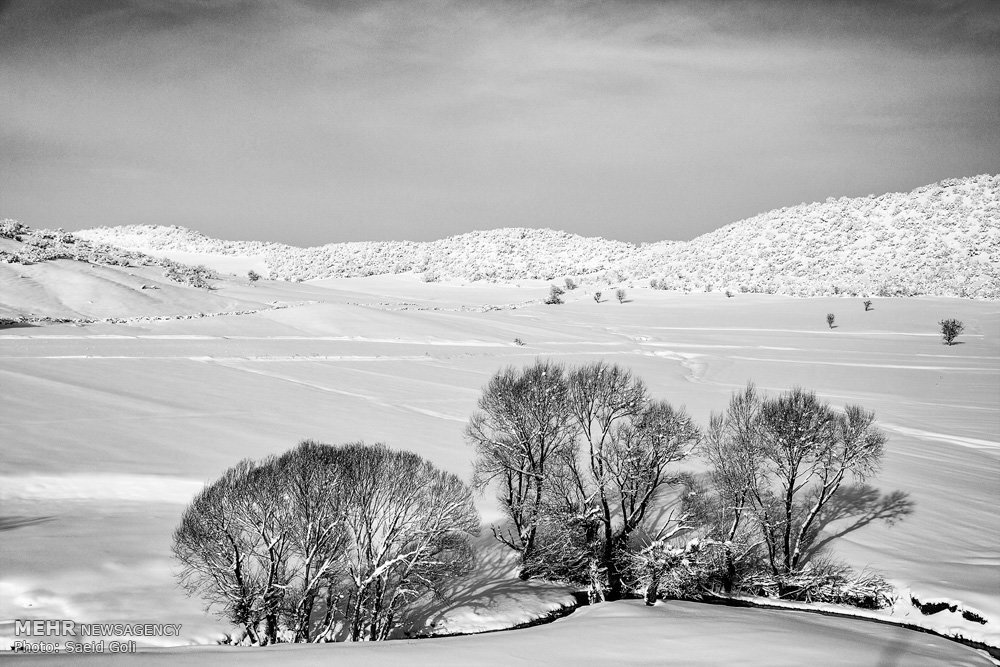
[67,174,1000,298]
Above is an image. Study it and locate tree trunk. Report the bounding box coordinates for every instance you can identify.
[722,544,736,594]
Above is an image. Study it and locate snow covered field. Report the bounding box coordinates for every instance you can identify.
[1,274,997,663]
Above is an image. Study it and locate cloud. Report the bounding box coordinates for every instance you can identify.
[1,0,997,243]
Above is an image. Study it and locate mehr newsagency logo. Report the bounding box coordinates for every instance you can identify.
[4,619,182,654]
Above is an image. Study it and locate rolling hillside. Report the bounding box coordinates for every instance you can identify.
[18,174,1000,298]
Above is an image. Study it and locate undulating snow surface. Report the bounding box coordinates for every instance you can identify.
[0,601,991,666]
[1,270,997,663]
[73,175,1000,297]
[2,177,998,662]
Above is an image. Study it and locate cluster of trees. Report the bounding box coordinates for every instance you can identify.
[177,363,910,645]
[467,362,906,608]
[467,361,700,600]
[173,442,479,644]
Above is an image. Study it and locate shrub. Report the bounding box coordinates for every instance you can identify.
[593,291,602,303]
[863,299,872,311]
[939,318,964,345]
[615,288,626,303]
[247,269,261,284]
[545,284,565,305]
[513,338,525,346]
[162,260,217,289]
[564,277,577,291]
[421,270,440,283]
[826,313,835,328]
[725,290,734,298]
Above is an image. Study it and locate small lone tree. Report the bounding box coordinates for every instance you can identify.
[615,288,627,303]
[247,269,261,284]
[545,284,565,305]
[939,318,964,345]
[826,313,835,329]
[593,291,602,303]
[863,299,872,311]
[564,277,577,291]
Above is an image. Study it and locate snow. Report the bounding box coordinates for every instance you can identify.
[73,174,1000,297]
[2,185,999,662]
[0,602,990,666]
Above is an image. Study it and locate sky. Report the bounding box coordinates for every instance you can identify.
[1,0,998,246]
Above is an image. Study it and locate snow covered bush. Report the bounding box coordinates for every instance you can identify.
[0,218,26,240]
[162,260,217,288]
[545,284,565,305]
[939,318,964,345]
[564,277,577,290]
[615,288,627,303]
[247,269,261,284]
[826,313,835,328]
[173,441,479,645]
[593,291,602,303]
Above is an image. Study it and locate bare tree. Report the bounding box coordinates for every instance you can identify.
[703,385,887,587]
[271,442,351,642]
[173,459,293,645]
[338,443,479,641]
[174,442,478,645]
[469,360,698,599]
[565,362,698,599]
[466,361,575,574]
[687,384,765,593]
[615,288,627,303]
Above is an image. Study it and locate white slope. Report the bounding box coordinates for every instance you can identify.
[1,601,991,666]
[73,174,1000,297]
[0,276,997,661]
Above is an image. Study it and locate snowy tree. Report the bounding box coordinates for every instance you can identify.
[699,385,888,591]
[337,443,479,641]
[466,361,575,574]
[545,284,565,305]
[468,361,699,598]
[173,441,478,644]
[173,458,293,645]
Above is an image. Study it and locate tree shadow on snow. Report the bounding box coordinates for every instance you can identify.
[396,536,572,638]
[800,484,914,565]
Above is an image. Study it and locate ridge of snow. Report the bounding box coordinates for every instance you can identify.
[69,174,1000,297]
